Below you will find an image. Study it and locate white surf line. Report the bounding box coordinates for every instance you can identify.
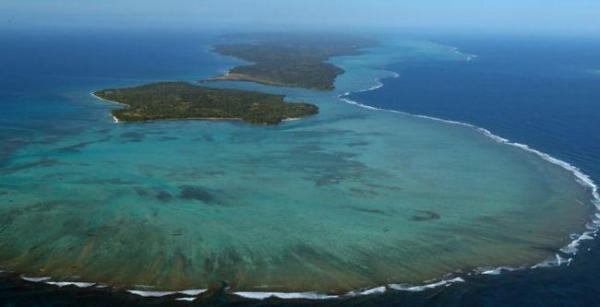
[127,290,178,297]
[232,279,464,300]
[233,291,339,300]
[389,277,465,292]
[89,92,122,105]
[477,266,521,275]
[126,288,207,298]
[345,286,387,296]
[20,276,51,283]
[89,92,124,124]
[20,276,95,288]
[20,276,206,299]
[176,297,197,302]
[233,286,387,300]
[45,281,96,288]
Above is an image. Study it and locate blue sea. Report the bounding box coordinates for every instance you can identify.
[0,30,600,306]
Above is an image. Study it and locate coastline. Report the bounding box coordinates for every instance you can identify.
[202,72,333,91]
[90,92,123,123]
[90,91,126,106]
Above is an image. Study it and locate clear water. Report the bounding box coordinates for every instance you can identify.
[0,30,595,296]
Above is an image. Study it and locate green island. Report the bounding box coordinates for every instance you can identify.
[94,82,318,125]
[209,34,375,90]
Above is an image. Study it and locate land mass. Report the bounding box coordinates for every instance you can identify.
[208,34,375,90]
[94,82,318,125]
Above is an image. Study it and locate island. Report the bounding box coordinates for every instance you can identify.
[208,34,375,90]
[93,82,318,125]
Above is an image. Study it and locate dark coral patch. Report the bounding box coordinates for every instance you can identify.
[410,210,441,222]
[135,187,173,203]
[120,132,145,143]
[179,185,218,204]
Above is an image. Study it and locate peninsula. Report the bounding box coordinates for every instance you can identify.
[209,34,375,90]
[94,82,318,125]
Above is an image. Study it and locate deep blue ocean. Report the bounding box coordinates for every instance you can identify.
[1,30,600,306]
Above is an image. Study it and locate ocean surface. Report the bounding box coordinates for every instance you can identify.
[0,30,599,306]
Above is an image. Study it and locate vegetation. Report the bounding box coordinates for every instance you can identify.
[210,34,375,90]
[94,82,318,125]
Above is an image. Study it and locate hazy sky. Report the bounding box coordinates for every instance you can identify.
[2,0,599,35]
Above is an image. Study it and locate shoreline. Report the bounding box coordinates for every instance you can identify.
[203,72,289,87]
[201,72,334,91]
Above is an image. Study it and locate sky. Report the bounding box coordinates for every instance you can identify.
[2,0,600,35]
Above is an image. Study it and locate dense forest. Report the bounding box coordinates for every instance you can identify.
[95,82,318,125]
[211,34,375,90]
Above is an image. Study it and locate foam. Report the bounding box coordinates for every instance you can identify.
[89,92,124,124]
[232,281,463,301]
[21,276,51,283]
[531,254,572,269]
[346,286,387,296]
[178,289,206,296]
[478,266,519,275]
[357,82,383,93]
[127,290,177,297]
[389,277,465,292]
[46,281,96,288]
[233,286,389,300]
[90,92,121,105]
[233,291,339,300]
[126,288,207,298]
[176,297,196,302]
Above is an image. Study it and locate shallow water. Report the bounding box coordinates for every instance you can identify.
[0,31,595,296]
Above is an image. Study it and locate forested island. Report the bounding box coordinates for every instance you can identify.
[209,34,375,90]
[94,82,318,125]
[94,35,374,124]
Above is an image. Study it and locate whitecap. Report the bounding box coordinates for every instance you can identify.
[46,281,96,288]
[389,277,465,292]
[178,289,207,296]
[127,290,177,297]
[345,286,387,296]
[233,291,339,300]
[176,297,196,302]
[21,276,51,283]
[478,266,519,275]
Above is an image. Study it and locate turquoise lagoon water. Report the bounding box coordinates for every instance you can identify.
[0,32,594,294]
